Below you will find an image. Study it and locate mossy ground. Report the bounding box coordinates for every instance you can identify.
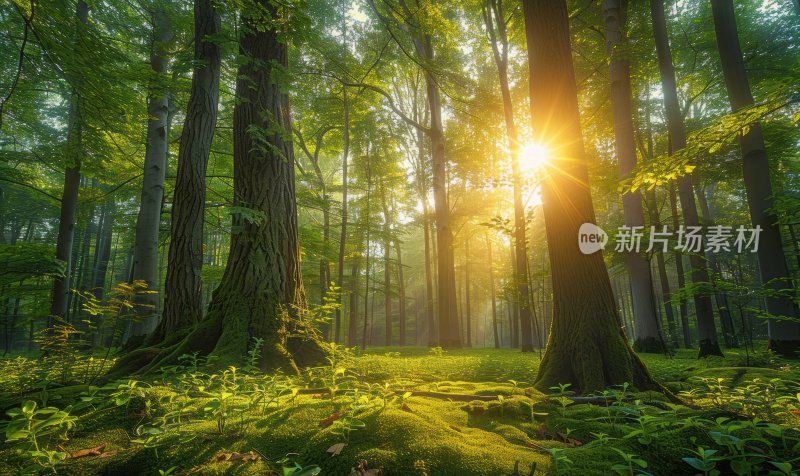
[1,346,798,475]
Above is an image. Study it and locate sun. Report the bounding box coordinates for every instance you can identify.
[519,141,550,173]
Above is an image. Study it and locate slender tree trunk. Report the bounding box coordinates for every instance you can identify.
[51,0,88,322]
[523,0,657,392]
[669,183,692,347]
[346,224,362,347]
[395,236,407,346]
[604,0,662,352]
[335,88,349,343]
[383,210,392,347]
[711,0,800,355]
[155,0,221,345]
[423,208,436,346]
[129,7,172,339]
[402,21,460,347]
[484,0,534,352]
[651,0,722,357]
[464,237,472,348]
[362,152,372,349]
[487,233,500,348]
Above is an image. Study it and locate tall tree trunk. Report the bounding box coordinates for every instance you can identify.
[650,0,722,357]
[398,12,460,347]
[508,240,520,348]
[154,0,221,345]
[484,0,534,352]
[523,0,657,392]
[464,237,472,347]
[668,183,692,347]
[362,152,372,349]
[603,0,662,352]
[346,224,363,347]
[129,7,172,339]
[487,233,500,348]
[383,208,392,347]
[395,235,407,346]
[126,1,324,374]
[423,207,436,346]
[51,0,88,322]
[334,88,349,344]
[711,0,800,356]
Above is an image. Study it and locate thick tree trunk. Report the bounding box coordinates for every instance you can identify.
[484,0,534,352]
[523,0,658,393]
[650,0,722,357]
[604,0,662,353]
[711,0,800,356]
[487,233,500,348]
[129,8,172,339]
[153,0,221,345]
[126,2,325,374]
[51,0,88,322]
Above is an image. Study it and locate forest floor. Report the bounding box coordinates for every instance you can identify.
[1,346,799,475]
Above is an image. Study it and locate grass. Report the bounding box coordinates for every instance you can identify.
[0,345,798,475]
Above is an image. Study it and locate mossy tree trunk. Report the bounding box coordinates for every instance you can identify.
[522,0,658,393]
[126,1,326,374]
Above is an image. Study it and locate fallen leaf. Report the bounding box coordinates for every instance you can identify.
[312,393,325,399]
[320,412,342,428]
[327,443,346,456]
[215,451,259,462]
[448,425,462,433]
[401,403,413,412]
[68,443,107,459]
[555,432,582,448]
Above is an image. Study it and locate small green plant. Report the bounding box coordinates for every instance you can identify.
[3,400,77,473]
[610,448,649,476]
[429,346,446,357]
[331,416,366,442]
[682,446,724,476]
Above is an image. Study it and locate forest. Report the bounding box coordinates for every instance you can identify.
[0,0,799,474]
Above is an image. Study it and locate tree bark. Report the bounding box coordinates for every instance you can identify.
[382,191,392,347]
[126,2,325,374]
[650,0,722,357]
[50,0,88,322]
[711,0,800,356]
[128,7,172,339]
[484,0,534,352]
[153,0,221,345]
[603,0,662,353]
[523,0,658,393]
